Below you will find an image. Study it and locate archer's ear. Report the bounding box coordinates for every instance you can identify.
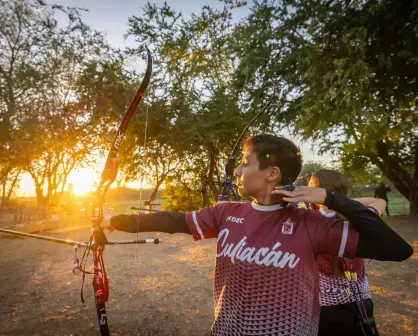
[266,166,282,184]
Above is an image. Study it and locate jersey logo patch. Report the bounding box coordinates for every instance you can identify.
[226,216,245,224]
[281,218,294,235]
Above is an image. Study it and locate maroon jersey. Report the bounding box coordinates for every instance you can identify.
[315,208,378,307]
[185,202,359,336]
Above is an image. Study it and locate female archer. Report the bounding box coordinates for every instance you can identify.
[96,134,412,336]
[308,169,382,336]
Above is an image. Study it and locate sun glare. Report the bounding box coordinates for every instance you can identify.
[18,173,36,197]
[17,161,145,197]
[17,168,101,197]
[68,168,100,195]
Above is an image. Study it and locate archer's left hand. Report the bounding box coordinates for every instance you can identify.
[99,216,114,232]
[272,186,327,204]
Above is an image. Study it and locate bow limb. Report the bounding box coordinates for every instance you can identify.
[94,47,153,225]
[218,88,277,201]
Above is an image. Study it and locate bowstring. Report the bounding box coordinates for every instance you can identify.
[132,102,149,313]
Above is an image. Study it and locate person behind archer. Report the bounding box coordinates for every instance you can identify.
[308,169,384,336]
[97,134,413,336]
[374,181,391,216]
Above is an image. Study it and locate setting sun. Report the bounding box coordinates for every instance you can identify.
[67,168,100,195]
[17,163,147,198]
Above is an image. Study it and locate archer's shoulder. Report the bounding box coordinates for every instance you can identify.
[284,206,339,221]
[301,208,340,224]
[215,201,248,209]
[194,201,249,219]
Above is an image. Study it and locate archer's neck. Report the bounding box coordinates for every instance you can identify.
[253,189,284,206]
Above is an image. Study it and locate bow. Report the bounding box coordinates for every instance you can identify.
[83,46,153,336]
[218,90,276,201]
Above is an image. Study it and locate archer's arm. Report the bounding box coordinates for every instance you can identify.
[325,191,413,261]
[103,212,191,235]
[103,203,226,239]
[273,186,413,262]
[353,197,386,215]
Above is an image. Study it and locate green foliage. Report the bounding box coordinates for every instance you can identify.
[232,0,418,212]
[125,2,277,206]
[162,183,203,212]
[342,163,390,188]
[236,0,418,153]
[297,161,325,186]
[300,161,325,177]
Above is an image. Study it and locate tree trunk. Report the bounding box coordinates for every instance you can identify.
[201,143,219,207]
[0,88,15,142]
[5,172,20,206]
[148,173,167,207]
[35,186,47,207]
[410,140,418,215]
[409,192,418,215]
[201,172,209,208]
[371,141,418,215]
[207,147,219,199]
[1,170,20,207]
[1,178,6,207]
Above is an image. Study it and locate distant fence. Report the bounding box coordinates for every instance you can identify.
[14,209,50,224]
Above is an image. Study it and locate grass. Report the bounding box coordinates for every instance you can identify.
[349,190,410,216]
[387,195,410,216]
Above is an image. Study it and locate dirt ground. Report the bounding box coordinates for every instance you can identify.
[0,215,417,336]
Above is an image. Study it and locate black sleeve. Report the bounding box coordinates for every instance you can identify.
[110,211,191,235]
[324,190,413,261]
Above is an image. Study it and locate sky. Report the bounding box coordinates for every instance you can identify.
[52,0,249,49]
[19,0,333,196]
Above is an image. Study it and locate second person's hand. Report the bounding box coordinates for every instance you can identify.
[272,186,327,204]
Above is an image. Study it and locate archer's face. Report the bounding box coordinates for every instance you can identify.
[234,147,268,198]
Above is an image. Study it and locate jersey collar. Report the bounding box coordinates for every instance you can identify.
[251,201,284,211]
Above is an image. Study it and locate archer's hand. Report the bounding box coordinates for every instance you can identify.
[272,186,327,204]
[99,216,114,232]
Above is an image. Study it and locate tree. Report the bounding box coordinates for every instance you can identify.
[233,0,418,214]
[162,180,202,212]
[19,110,93,206]
[0,168,20,206]
[343,162,382,187]
[0,0,51,143]
[0,0,135,207]
[123,140,181,206]
[125,2,277,206]
[298,161,325,186]
[0,0,56,195]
